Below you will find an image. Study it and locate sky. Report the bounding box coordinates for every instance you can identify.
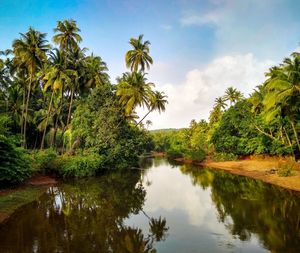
[1,0,300,129]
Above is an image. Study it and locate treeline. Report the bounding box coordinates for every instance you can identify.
[152,51,300,161]
[0,20,167,184]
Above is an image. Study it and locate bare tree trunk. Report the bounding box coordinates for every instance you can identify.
[41,90,54,150]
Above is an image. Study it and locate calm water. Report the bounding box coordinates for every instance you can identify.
[1,157,300,253]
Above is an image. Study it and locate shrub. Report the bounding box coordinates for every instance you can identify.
[212,152,238,162]
[277,159,298,177]
[166,148,183,159]
[0,135,32,184]
[50,153,104,178]
[31,149,57,172]
[186,149,206,162]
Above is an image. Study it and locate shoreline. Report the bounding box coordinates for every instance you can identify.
[154,153,300,192]
[0,175,57,224]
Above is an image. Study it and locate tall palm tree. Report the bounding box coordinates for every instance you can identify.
[214,96,227,110]
[40,48,75,149]
[83,54,109,91]
[223,86,243,106]
[136,91,168,126]
[263,55,300,153]
[125,34,153,72]
[116,71,155,116]
[53,19,82,51]
[12,27,50,147]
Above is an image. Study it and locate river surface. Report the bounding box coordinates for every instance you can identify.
[1,157,300,253]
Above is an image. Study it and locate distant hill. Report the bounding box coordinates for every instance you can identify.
[149,128,183,133]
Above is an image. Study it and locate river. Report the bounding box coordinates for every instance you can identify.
[1,157,300,252]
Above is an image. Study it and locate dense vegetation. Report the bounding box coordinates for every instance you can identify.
[0,19,167,184]
[152,52,300,161]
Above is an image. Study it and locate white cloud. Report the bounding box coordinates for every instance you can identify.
[179,0,299,60]
[138,53,273,130]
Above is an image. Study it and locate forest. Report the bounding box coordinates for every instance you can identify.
[0,19,167,184]
[151,53,300,163]
[1,19,300,186]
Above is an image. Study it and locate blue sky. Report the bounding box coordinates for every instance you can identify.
[1,0,300,129]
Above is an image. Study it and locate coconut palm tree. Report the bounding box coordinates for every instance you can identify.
[40,48,75,149]
[263,55,300,154]
[12,27,50,147]
[223,86,243,106]
[214,96,227,110]
[53,19,82,51]
[83,54,109,90]
[136,91,168,126]
[116,71,155,116]
[125,34,153,72]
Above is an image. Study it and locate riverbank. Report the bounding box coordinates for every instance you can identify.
[0,175,57,223]
[154,153,300,192]
[202,157,300,192]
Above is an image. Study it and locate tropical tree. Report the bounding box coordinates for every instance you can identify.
[224,87,244,106]
[263,55,300,155]
[125,34,153,72]
[53,19,82,52]
[214,96,227,110]
[116,71,155,116]
[136,91,168,126]
[12,27,50,147]
[40,48,75,149]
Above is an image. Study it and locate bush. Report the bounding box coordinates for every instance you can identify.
[186,149,206,162]
[212,152,238,162]
[31,149,57,172]
[166,148,183,159]
[0,135,32,184]
[50,153,104,178]
[277,159,298,177]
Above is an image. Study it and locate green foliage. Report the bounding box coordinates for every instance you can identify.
[212,152,238,162]
[50,153,104,178]
[71,86,151,169]
[0,115,32,184]
[0,136,32,184]
[31,148,57,172]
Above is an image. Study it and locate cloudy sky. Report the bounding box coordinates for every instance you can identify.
[1,0,300,129]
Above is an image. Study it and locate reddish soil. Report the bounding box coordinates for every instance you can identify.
[26,174,57,186]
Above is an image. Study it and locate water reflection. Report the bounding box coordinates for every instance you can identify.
[180,164,300,252]
[1,158,300,253]
[0,170,168,253]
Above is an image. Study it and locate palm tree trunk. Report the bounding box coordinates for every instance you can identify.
[41,90,55,150]
[136,109,152,126]
[20,85,26,141]
[66,89,74,127]
[283,126,295,160]
[290,120,300,154]
[62,89,74,153]
[23,76,32,148]
[52,87,64,148]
